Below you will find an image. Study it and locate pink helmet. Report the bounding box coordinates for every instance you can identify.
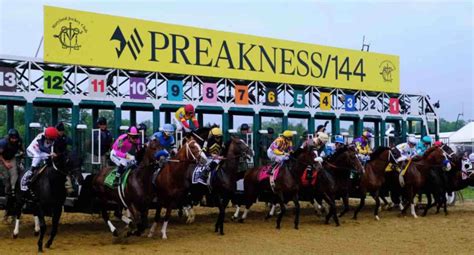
[184,104,194,113]
[128,126,139,136]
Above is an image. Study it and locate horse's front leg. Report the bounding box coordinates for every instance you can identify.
[148,205,161,238]
[45,205,62,248]
[161,206,172,240]
[275,194,286,229]
[293,194,300,230]
[37,209,47,253]
[339,190,350,218]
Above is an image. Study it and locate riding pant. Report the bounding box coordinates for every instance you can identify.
[267,148,289,163]
[27,147,50,168]
[0,157,18,194]
[110,150,132,167]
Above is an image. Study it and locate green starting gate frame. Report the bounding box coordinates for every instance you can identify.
[0,55,440,166]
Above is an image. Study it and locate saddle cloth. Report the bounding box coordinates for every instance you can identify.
[104,168,131,189]
[192,165,209,185]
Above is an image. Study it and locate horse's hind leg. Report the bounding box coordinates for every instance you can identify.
[338,193,350,218]
[352,194,366,220]
[45,205,62,248]
[275,195,286,229]
[422,193,432,216]
[293,195,300,230]
[238,204,251,223]
[323,193,339,226]
[372,190,381,220]
[37,210,47,253]
[148,205,161,238]
[216,196,230,235]
[161,207,172,240]
[102,207,118,237]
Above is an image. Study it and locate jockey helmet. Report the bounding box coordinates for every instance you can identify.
[317,132,329,144]
[335,135,344,144]
[422,136,432,144]
[162,124,175,136]
[267,127,274,134]
[210,127,223,137]
[434,141,443,147]
[97,117,107,126]
[128,126,140,137]
[240,123,250,131]
[408,136,417,145]
[282,130,294,139]
[362,131,373,139]
[184,104,195,114]
[7,128,20,139]
[138,123,147,132]
[44,127,59,140]
[469,153,474,163]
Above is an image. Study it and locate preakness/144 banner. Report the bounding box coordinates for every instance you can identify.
[44,6,400,93]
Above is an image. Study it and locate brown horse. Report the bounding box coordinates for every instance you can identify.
[352,147,399,220]
[148,138,206,239]
[240,141,319,229]
[325,145,365,218]
[399,146,451,218]
[92,139,160,237]
[211,136,253,235]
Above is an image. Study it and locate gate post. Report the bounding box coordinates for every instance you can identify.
[308,116,315,134]
[222,110,230,142]
[374,120,380,148]
[253,113,261,165]
[24,102,33,143]
[282,114,288,131]
[401,119,408,143]
[6,104,14,130]
[380,119,386,146]
[332,117,340,137]
[153,108,160,132]
[113,107,122,138]
[71,104,80,149]
[130,110,137,126]
[51,107,59,125]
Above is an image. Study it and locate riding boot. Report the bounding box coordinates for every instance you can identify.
[27,166,39,201]
[114,165,125,187]
[267,162,278,175]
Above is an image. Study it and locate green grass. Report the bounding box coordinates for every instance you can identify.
[460,187,474,200]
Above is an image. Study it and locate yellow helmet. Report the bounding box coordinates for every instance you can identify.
[210,127,223,137]
[283,130,294,138]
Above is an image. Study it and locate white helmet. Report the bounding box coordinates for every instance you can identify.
[316,132,329,144]
[408,137,417,145]
[469,153,474,163]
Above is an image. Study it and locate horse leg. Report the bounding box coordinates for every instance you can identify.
[240,205,250,223]
[409,190,418,219]
[127,205,141,237]
[422,193,432,216]
[323,193,339,226]
[373,190,381,221]
[293,195,300,230]
[352,193,366,220]
[45,205,62,248]
[34,215,40,236]
[231,204,241,221]
[338,193,350,218]
[37,209,47,253]
[265,196,276,220]
[217,196,230,235]
[161,207,172,240]
[148,205,161,238]
[102,207,118,237]
[275,195,286,229]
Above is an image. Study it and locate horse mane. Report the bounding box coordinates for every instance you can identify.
[422,146,439,159]
[328,145,349,161]
[221,140,232,156]
[368,147,389,162]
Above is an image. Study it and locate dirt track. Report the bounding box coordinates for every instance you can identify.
[1,200,473,255]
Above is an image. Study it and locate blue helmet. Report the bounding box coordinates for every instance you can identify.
[162,124,175,136]
[335,135,344,144]
[422,136,432,144]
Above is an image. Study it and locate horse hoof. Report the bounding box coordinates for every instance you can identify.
[335,223,340,227]
[45,241,52,249]
[34,231,39,236]
[12,234,18,239]
[375,216,380,221]
[352,216,357,220]
[294,226,299,230]
[162,235,168,240]
[238,219,244,224]
[231,216,236,221]
[113,230,119,237]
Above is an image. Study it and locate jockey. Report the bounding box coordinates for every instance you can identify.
[433,141,443,148]
[0,129,24,199]
[267,130,294,174]
[93,117,113,167]
[55,122,73,149]
[395,136,417,162]
[312,132,330,158]
[353,131,373,162]
[201,127,224,180]
[175,104,199,132]
[334,135,345,151]
[416,136,432,156]
[151,124,176,166]
[110,126,140,186]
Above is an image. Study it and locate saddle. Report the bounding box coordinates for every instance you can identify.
[104,167,132,189]
[301,168,318,187]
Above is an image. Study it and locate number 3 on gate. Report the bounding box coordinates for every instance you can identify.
[167,80,183,101]
[235,85,249,105]
[43,70,64,95]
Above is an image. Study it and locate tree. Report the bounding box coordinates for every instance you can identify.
[439,118,467,132]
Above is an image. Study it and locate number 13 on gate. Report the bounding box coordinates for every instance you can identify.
[235,85,249,105]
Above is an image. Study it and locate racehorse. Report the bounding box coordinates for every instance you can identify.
[92,139,160,237]
[399,146,451,218]
[13,141,82,252]
[352,147,400,220]
[210,136,253,235]
[148,138,206,239]
[325,145,365,218]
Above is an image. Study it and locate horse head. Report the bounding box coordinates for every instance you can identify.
[51,140,83,184]
[327,145,364,175]
[227,136,253,160]
[141,139,161,167]
[177,138,206,164]
[424,146,451,171]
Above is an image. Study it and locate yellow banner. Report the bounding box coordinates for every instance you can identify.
[44,6,400,93]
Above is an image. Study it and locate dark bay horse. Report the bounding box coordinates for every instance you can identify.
[13,142,82,252]
[399,146,451,218]
[211,136,253,235]
[92,139,160,237]
[240,141,318,229]
[324,145,365,218]
[352,147,399,220]
[148,138,206,239]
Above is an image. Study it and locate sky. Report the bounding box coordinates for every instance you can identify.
[0,0,472,122]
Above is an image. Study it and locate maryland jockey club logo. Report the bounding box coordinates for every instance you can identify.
[110,26,144,60]
[52,17,88,53]
[379,60,396,82]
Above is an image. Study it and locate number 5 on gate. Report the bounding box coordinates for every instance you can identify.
[235,85,249,105]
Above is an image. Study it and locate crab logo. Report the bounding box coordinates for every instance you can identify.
[379,60,396,82]
[52,17,88,54]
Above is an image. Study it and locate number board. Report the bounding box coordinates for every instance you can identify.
[202,83,217,103]
[344,94,356,112]
[0,67,17,92]
[410,99,419,115]
[130,77,147,99]
[167,80,183,101]
[293,90,305,108]
[265,87,278,106]
[88,75,107,98]
[320,92,331,110]
[368,98,379,112]
[389,98,400,114]
[235,85,249,105]
[43,70,64,95]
